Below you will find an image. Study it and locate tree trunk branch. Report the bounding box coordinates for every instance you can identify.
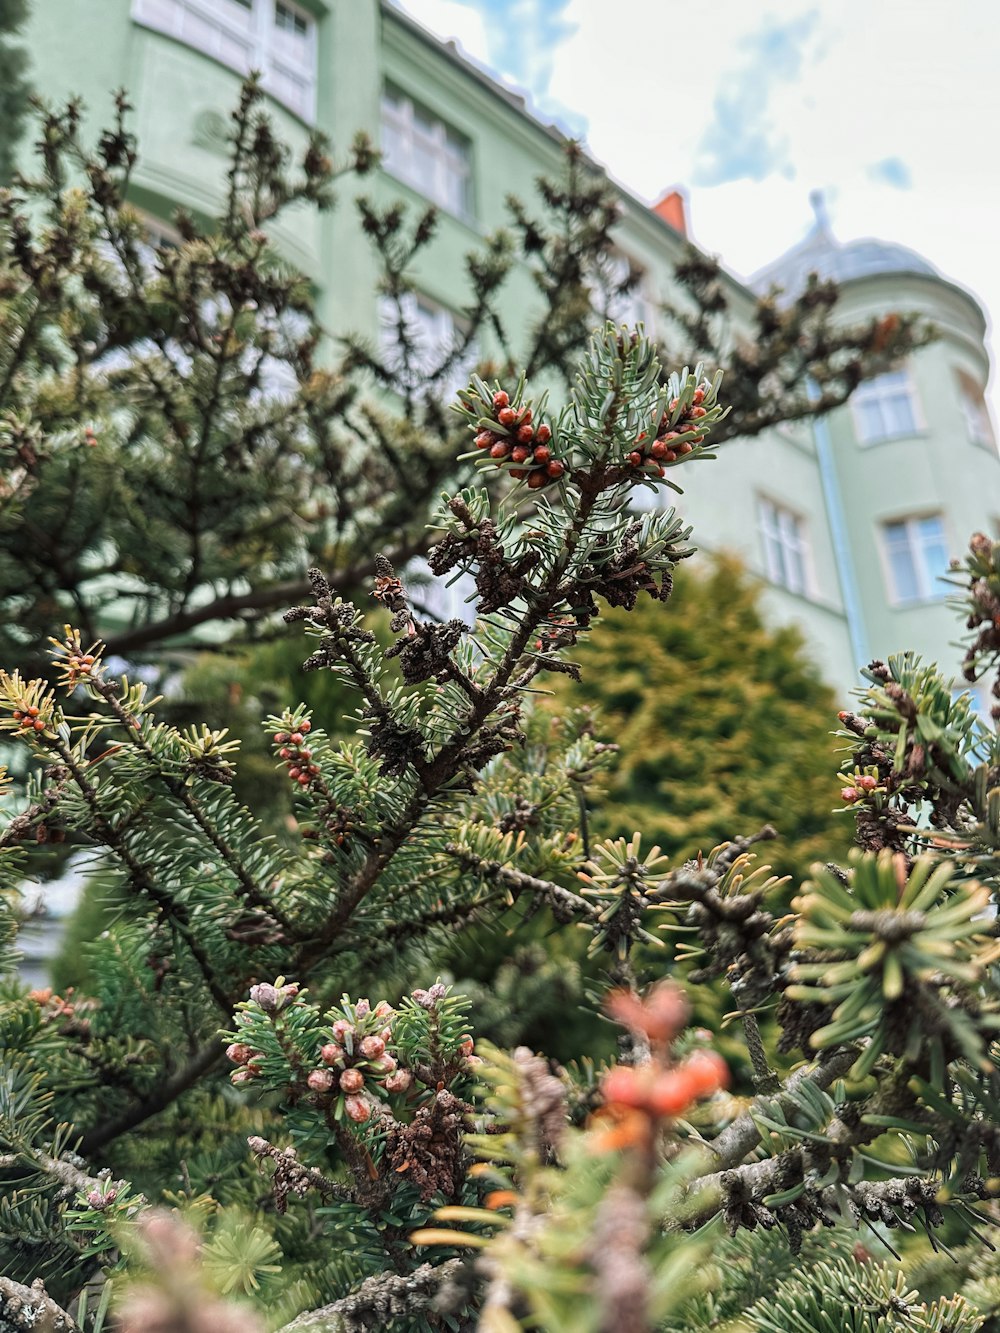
[275,1259,466,1332]
[77,1036,224,1157]
[0,1276,81,1333]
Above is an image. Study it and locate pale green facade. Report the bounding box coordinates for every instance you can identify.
[22,0,1000,703]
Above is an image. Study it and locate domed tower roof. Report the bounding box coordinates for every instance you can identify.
[750,191,938,300]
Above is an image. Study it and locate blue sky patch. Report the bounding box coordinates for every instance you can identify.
[868,156,912,189]
[453,0,587,135]
[694,10,819,187]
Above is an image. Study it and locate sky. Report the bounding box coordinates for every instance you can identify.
[395,0,1000,407]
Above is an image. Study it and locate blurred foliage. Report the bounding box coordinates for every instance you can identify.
[557,554,852,883]
[0,0,30,183]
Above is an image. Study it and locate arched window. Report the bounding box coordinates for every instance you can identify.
[131,0,317,121]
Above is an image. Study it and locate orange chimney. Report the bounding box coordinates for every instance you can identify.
[653,189,688,237]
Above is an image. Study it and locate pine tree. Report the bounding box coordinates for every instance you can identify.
[4,86,997,1333]
[0,87,928,671]
[560,555,851,883]
[0,0,30,184]
[0,319,998,1333]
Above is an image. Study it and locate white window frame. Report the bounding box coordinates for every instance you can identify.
[131,0,317,122]
[118,210,182,283]
[380,86,473,220]
[590,249,656,334]
[378,292,477,399]
[757,496,812,596]
[851,366,922,445]
[955,368,996,449]
[134,210,182,252]
[880,513,950,605]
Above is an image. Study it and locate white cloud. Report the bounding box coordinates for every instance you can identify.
[395,0,586,133]
[400,0,1000,403]
[392,0,491,65]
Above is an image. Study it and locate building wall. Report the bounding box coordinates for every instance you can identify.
[21,0,1000,703]
[675,419,859,690]
[821,273,999,680]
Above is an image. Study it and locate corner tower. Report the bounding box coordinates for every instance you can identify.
[753,198,1000,703]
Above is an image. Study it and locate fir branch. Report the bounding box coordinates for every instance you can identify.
[287,474,613,962]
[366,891,506,953]
[51,736,232,1015]
[77,1036,223,1157]
[741,1013,781,1095]
[0,1144,103,1195]
[695,1046,861,1177]
[247,1135,354,1206]
[99,540,432,658]
[87,669,294,934]
[444,845,599,921]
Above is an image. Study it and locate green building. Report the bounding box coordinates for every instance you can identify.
[22,0,1000,701]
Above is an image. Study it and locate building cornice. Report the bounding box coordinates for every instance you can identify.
[379,2,762,316]
[836,270,991,375]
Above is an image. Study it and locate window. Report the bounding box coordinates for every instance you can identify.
[274,1,307,36]
[380,86,473,219]
[131,0,317,121]
[851,368,921,444]
[590,250,655,333]
[378,293,476,399]
[121,212,181,283]
[955,369,995,449]
[882,514,950,604]
[758,497,810,595]
[134,212,181,258]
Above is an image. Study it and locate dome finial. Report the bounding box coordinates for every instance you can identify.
[809,189,832,235]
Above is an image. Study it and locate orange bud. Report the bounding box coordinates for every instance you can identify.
[588,1106,650,1153]
[681,1048,729,1097]
[648,1070,698,1117]
[606,983,689,1043]
[485,1190,518,1210]
[601,1064,646,1109]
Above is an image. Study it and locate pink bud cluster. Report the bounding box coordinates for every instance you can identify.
[249,980,299,1012]
[840,773,879,804]
[625,385,710,477]
[473,390,565,489]
[10,703,48,734]
[226,1041,264,1085]
[227,983,480,1106]
[272,718,319,790]
[306,999,411,1123]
